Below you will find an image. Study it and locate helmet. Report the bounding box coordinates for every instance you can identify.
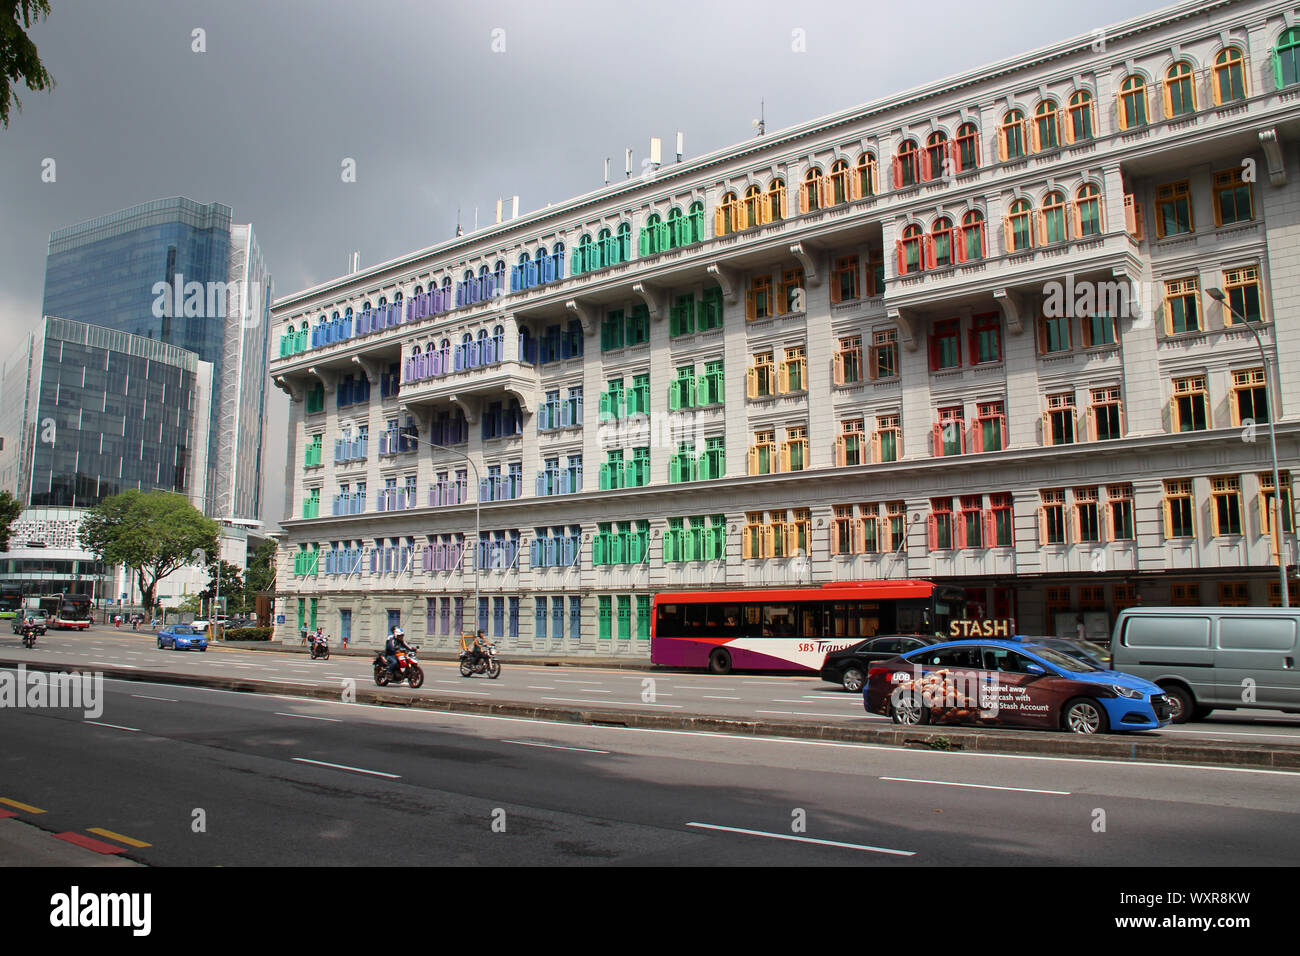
[394,627,404,637]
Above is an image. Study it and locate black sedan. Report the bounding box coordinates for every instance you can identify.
[820,635,942,692]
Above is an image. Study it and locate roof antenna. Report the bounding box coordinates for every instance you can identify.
[455,207,463,238]
[752,100,766,137]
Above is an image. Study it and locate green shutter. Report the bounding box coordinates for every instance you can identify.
[617,596,632,639]
[637,595,651,639]
[598,596,612,640]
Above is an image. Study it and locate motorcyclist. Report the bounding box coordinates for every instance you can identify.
[463,629,489,671]
[311,627,327,656]
[385,626,411,677]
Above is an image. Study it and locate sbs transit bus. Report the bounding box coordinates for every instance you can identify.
[651,580,966,674]
[39,593,92,630]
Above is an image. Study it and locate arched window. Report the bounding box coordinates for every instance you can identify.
[596,228,612,269]
[961,210,986,260]
[688,201,706,241]
[616,222,632,262]
[363,300,372,311]
[716,192,740,234]
[575,234,594,274]
[1006,198,1034,251]
[999,110,1026,160]
[494,260,506,291]
[1033,101,1060,151]
[331,310,340,320]
[766,181,786,222]
[1164,61,1196,117]
[378,296,387,306]
[393,291,403,302]
[954,125,978,173]
[1074,183,1103,237]
[894,141,919,188]
[744,185,764,226]
[1213,47,1247,103]
[828,159,850,204]
[1119,75,1149,129]
[645,213,663,254]
[897,223,924,274]
[344,306,353,317]
[491,324,504,363]
[1067,90,1095,143]
[800,169,823,212]
[666,207,684,247]
[924,132,948,182]
[1040,191,1068,244]
[855,152,877,197]
[931,216,954,268]
[413,286,422,297]
[1278,27,1300,88]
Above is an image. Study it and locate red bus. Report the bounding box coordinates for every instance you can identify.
[651,580,966,674]
[39,593,92,630]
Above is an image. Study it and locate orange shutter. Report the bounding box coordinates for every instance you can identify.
[745,366,758,399]
[832,351,844,385]
[834,436,846,467]
[714,205,726,236]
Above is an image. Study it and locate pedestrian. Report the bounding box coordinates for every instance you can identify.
[300,626,308,645]
[341,629,349,650]
[1075,614,1087,642]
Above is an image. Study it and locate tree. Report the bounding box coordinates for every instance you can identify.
[0,489,23,552]
[79,490,218,618]
[245,538,277,595]
[200,560,244,614]
[1,1,54,129]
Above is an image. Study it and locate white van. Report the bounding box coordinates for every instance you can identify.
[1111,607,1300,722]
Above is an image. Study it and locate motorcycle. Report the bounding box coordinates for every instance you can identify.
[373,646,424,688]
[20,623,36,649]
[310,636,330,660]
[459,642,501,679]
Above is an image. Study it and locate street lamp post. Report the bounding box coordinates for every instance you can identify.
[407,431,482,633]
[1206,288,1290,607]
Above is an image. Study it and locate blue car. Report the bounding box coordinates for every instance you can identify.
[157,623,208,652]
[864,639,1172,734]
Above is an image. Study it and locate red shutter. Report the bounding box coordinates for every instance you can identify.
[891,156,903,190]
[953,224,966,263]
[896,240,907,276]
[928,332,939,372]
[923,235,935,270]
[931,422,944,457]
[927,514,938,551]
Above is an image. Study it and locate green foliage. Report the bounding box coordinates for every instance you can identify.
[1,1,54,129]
[244,538,277,595]
[79,490,218,617]
[0,489,23,551]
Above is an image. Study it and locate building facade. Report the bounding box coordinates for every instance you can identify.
[41,197,273,526]
[0,316,209,603]
[271,0,1300,656]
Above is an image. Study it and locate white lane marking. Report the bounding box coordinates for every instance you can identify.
[555,679,605,685]
[90,678,1300,778]
[527,685,556,690]
[686,822,915,857]
[424,688,491,696]
[275,712,342,722]
[880,777,1071,795]
[703,696,742,700]
[542,697,683,709]
[757,710,858,718]
[131,695,178,702]
[85,721,140,732]
[291,758,399,778]
[89,661,136,669]
[502,739,610,754]
[675,685,735,691]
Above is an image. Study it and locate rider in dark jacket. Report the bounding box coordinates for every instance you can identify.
[385,627,410,676]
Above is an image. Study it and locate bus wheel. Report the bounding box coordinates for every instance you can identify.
[708,648,732,675]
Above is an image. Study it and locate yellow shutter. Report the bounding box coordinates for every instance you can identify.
[747,445,758,475]
[714,205,726,236]
[735,200,749,232]
[746,366,757,399]
[779,442,791,472]
[742,525,753,557]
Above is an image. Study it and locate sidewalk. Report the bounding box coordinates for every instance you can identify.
[0,819,143,867]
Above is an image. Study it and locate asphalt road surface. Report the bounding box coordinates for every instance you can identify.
[5,626,1300,748]
[2,673,1298,866]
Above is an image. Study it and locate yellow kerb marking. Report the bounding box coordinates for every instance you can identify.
[0,797,45,814]
[87,827,152,848]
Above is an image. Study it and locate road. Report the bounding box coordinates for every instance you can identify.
[6,626,1300,748]
[2,673,1298,865]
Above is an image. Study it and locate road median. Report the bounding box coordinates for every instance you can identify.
[5,657,1298,771]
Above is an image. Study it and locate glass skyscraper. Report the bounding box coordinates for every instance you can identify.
[40,197,272,525]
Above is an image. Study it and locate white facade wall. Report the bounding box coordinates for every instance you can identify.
[268,0,1300,655]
